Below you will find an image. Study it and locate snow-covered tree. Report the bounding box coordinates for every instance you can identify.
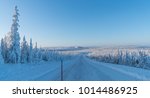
[1,38,5,59]
[130,52,138,66]
[124,51,130,65]
[42,49,50,61]
[37,47,42,60]
[0,45,4,64]
[28,38,33,63]
[2,36,9,63]
[6,6,20,64]
[118,50,123,64]
[20,36,28,63]
[34,42,38,52]
[138,50,148,68]
[33,42,38,63]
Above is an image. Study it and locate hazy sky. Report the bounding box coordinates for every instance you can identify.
[0,0,150,47]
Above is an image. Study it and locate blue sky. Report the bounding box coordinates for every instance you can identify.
[0,0,150,47]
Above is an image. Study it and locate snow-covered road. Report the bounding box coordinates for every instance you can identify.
[62,56,150,81]
[63,56,112,81]
[0,55,150,81]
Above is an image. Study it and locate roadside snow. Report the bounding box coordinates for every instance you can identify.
[0,61,60,81]
[84,57,150,80]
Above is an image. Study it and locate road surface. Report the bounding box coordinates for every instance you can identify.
[61,56,149,81]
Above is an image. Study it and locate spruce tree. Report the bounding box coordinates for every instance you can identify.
[0,45,4,64]
[1,38,5,59]
[7,6,20,63]
[33,42,38,63]
[28,38,33,63]
[21,36,28,63]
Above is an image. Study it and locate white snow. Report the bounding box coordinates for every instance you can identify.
[0,55,150,81]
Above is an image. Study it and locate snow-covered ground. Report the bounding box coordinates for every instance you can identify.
[0,54,150,81]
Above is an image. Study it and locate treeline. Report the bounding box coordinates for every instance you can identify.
[0,6,61,64]
[88,49,150,69]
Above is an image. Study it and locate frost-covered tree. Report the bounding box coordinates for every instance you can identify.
[37,47,42,61]
[138,51,148,68]
[42,49,50,61]
[33,42,38,63]
[1,38,5,59]
[125,51,131,65]
[20,36,28,63]
[130,52,138,66]
[0,46,4,64]
[2,36,9,63]
[7,6,20,63]
[28,38,33,63]
[34,42,38,52]
[118,50,123,64]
